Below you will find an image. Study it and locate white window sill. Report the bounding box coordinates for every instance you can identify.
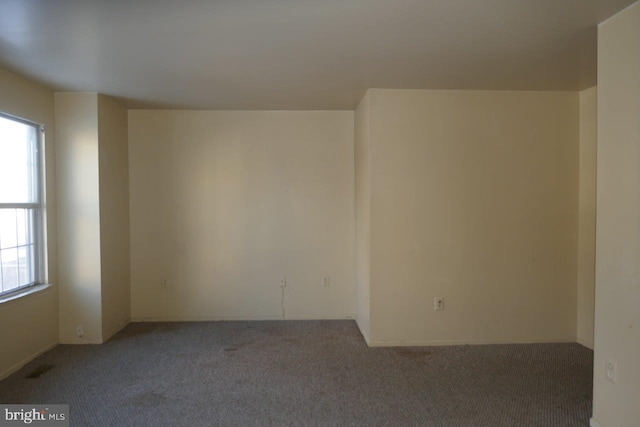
[0,284,52,305]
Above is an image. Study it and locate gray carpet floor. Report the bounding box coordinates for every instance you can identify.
[0,320,593,426]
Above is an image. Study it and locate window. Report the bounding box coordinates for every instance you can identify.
[0,112,44,297]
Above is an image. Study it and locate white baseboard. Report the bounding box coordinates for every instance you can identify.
[367,336,577,347]
[58,337,104,345]
[59,318,132,344]
[576,336,594,350]
[102,318,131,343]
[131,315,354,322]
[0,342,58,381]
[590,418,603,427]
[354,318,370,345]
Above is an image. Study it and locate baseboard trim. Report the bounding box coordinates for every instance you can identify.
[58,338,104,345]
[102,318,131,343]
[367,336,577,347]
[0,342,58,381]
[131,315,354,322]
[354,318,370,345]
[590,418,603,427]
[576,336,594,350]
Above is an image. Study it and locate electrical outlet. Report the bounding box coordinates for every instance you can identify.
[322,276,331,287]
[76,325,84,338]
[161,278,168,289]
[434,297,444,311]
[280,277,287,288]
[605,359,617,383]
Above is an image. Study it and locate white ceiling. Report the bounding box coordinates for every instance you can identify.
[0,0,635,110]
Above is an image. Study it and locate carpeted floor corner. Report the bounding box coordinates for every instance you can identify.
[0,320,593,426]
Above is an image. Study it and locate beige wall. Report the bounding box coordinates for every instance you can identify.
[364,89,579,345]
[55,93,103,344]
[55,93,131,344]
[354,93,371,342]
[0,68,58,378]
[129,111,354,320]
[577,86,597,349]
[98,95,131,341]
[593,3,640,426]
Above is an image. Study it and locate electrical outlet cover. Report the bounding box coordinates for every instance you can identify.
[605,360,617,383]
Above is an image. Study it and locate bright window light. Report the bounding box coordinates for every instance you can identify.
[0,113,44,296]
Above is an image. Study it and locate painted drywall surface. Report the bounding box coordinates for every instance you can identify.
[55,92,103,344]
[354,93,371,342]
[577,86,597,349]
[97,95,131,341]
[368,89,579,345]
[593,3,640,426]
[129,111,355,320]
[0,68,58,378]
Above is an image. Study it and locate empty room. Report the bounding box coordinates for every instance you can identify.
[0,1,638,426]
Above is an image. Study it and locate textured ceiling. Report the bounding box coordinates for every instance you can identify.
[0,0,635,109]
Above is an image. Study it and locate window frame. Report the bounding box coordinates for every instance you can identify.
[0,111,46,298]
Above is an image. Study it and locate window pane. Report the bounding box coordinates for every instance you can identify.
[0,247,19,292]
[0,113,41,294]
[0,209,18,249]
[0,115,38,203]
[16,208,32,246]
[17,245,34,286]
